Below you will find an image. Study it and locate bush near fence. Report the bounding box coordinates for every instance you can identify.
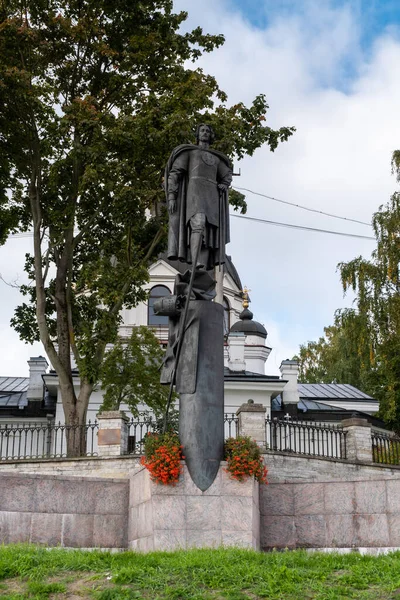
[372,431,400,465]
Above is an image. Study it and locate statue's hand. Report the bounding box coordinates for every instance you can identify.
[168,198,176,214]
[218,184,227,193]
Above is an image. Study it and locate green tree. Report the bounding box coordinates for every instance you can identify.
[0,0,294,453]
[339,154,400,431]
[296,152,400,431]
[100,326,170,415]
[294,308,374,392]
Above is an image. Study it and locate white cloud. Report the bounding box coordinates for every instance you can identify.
[175,0,400,374]
[1,0,400,379]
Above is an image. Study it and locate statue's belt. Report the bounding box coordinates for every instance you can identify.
[189,176,218,185]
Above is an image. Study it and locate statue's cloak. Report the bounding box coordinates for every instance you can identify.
[164,144,232,268]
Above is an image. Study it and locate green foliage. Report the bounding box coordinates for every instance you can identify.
[3,545,400,598]
[142,431,180,461]
[372,438,400,465]
[224,436,268,483]
[0,0,294,429]
[294,308,375,392]
[228,188,247,214]
[296,153,400,432]
[26,580,66,596]
[338,180,400,431]
[141,431,182,484]
[100,326,171,415]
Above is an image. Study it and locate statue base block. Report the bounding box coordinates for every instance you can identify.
[129,462,260,552]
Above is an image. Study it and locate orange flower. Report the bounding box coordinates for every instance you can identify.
[224,436,268,485]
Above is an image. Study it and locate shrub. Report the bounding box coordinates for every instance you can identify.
[372,438,400,464]
[224,436,268,484]
[141,432,183,485]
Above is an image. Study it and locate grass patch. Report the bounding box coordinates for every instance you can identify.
[1,545,400,598]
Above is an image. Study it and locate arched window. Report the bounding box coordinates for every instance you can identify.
[148,285,170,326]
[223,297,230,337]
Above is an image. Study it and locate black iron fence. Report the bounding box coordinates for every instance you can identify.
[127,413,239,455]
[265,417,347,459]
[128,414,156,454]
[0,414,239,461]
[0,414,350,462]
[0,421,98,461]
[372,431,400,465]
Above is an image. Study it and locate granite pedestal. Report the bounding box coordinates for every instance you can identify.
[129,462,260,552]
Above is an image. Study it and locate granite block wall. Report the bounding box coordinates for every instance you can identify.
[3,453,400,551]
[0,455,141,478]
[261,453,400,550]
[129,463,260,552]
[0,472,129,548]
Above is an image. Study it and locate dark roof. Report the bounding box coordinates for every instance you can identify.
[271,395,386,427]
[230,308,267,339]
[0,391,28,409]
[273,383,379,414]
[0,377,29,394]
[272,396,343,412]
[224,256,242,292]
[298,383,377,402]
[224,367,279,382]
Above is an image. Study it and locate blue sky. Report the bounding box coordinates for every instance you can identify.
[175,0,400,371]
[232,0,400,40]
[229,0,400,90]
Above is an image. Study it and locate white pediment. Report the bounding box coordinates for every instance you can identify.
[148,260,241,297]
[149,259,179,279]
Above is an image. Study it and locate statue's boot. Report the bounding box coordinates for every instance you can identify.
[190,230,206,270]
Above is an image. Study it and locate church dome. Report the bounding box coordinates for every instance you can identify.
[229,288,267,339]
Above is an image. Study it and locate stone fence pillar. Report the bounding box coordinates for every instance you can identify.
[236,400,266,447]
[97,411,129,457]
[341,417,372,462]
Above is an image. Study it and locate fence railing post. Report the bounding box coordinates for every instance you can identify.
[341,417,372,462]
[236,400,266,447]
[97,411,129,457]
[46,416,54,458]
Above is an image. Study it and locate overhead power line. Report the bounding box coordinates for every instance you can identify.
[232,186,372,227]
[8,216,376,242]
[230,213,375,240]
[8,232,33,239]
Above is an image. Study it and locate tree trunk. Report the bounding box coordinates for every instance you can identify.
[61,381,93,457]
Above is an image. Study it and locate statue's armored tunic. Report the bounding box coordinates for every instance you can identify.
[165,144,232,270]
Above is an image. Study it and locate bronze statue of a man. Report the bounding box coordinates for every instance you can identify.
[164,124,233,270]
[158,124,232,491]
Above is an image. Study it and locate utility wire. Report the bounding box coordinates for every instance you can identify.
[8,216,376,242]
[230,213,375,240]
[8,232,33,239]
[232,185,372,227]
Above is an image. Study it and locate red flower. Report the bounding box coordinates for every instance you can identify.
[224,436,268,485]
[141,432,183,485]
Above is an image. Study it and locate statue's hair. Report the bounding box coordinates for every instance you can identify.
[195,123,215,144]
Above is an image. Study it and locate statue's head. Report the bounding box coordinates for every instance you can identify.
[195,123,215,145]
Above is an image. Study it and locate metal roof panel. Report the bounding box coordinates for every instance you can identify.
[298,383,375,401]
[0,377,29,393]
[0,392,28,408]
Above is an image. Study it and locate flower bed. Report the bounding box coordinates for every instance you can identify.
[224,436,268,484]
[141,432,184,485]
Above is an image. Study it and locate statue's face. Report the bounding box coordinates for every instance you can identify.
[198,125,211,143]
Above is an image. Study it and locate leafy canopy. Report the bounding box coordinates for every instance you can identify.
[100,326,172,415]
[0,0,295,427]
[295,153,400,431]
